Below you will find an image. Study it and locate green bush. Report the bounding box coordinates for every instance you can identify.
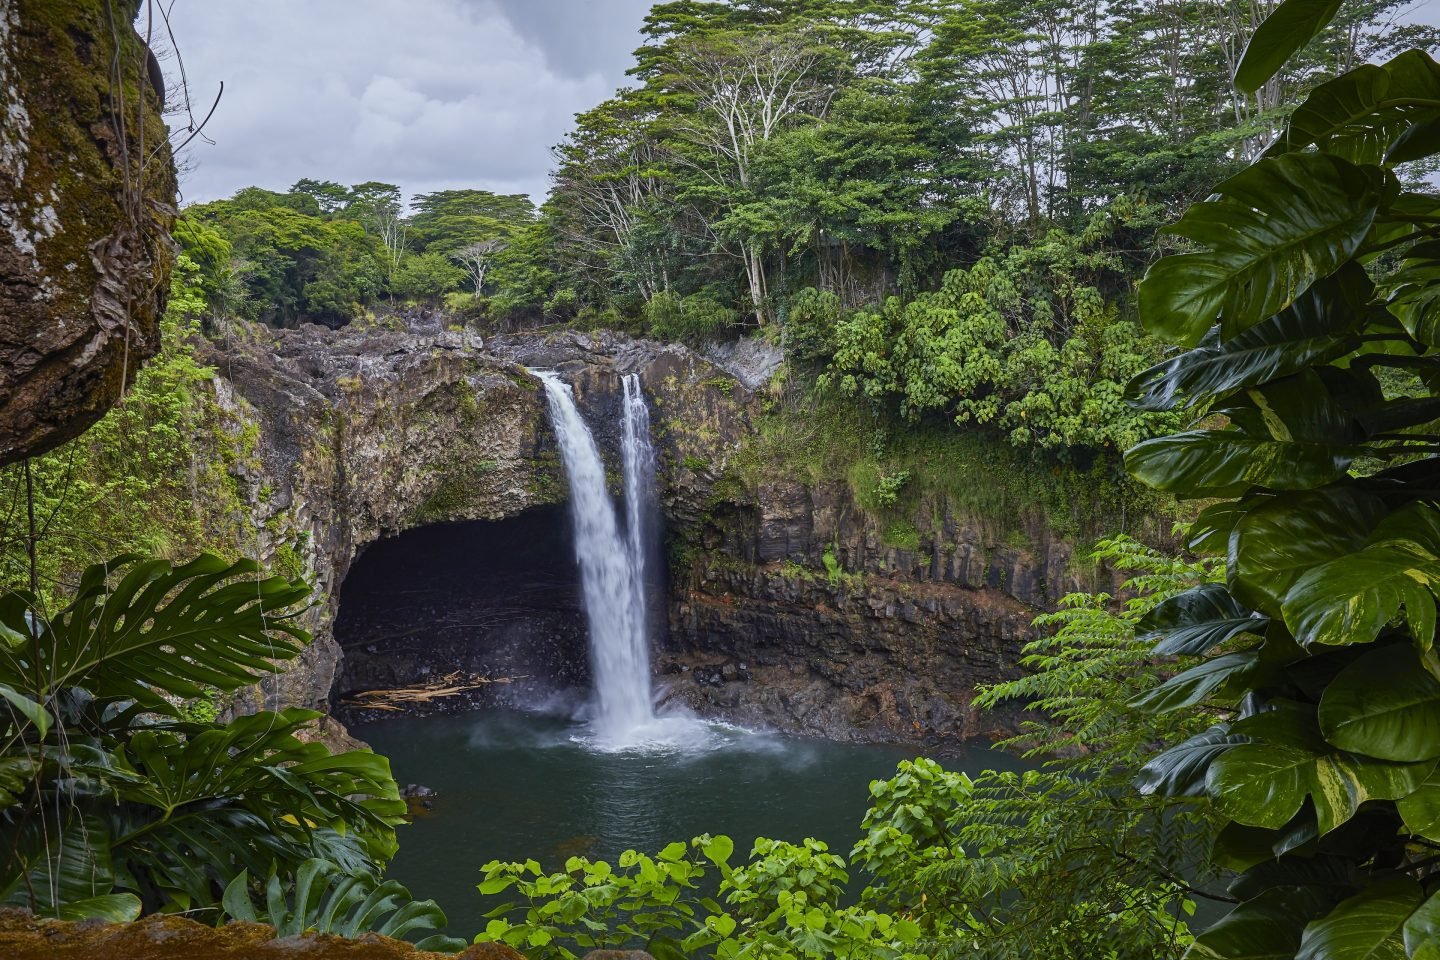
[645,291,739,344]
[786,287,844,360]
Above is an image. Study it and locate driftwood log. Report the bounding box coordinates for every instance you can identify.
[341,671,526,711]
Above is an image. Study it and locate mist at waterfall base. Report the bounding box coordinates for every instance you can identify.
[354,709,1022,938]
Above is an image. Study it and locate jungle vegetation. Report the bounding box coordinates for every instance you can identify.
[4,0,1440,958]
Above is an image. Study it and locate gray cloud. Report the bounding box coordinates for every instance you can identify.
[492,0,654,79]
[154,0,652,207]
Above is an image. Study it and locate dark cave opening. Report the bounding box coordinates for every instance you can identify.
[332,504,591,718]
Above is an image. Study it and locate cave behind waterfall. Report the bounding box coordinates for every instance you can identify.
[332,504,590,714]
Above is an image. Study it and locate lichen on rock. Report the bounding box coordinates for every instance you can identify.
[0,0,177,465]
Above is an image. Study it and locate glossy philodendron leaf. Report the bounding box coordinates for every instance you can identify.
[1283,505,1440,650]
[1206,731,1434,835]
[1268,52,1440,164]
[1387,247,1440,345]
[1130,652,1260,715]
[1126,430,1355,497]
[1140,583,1264,656]
[1136,725,1248,797]
[0,813,140,921]
[1128,265,1367,412]
[1296,877,1420,960]
[1404,890,1440,960]
[0,683,50,738]
[0,554,310,704]
[1230,488,1390,617]
[1235,0,1342,93]
[1318,645,1440,762]
[1284,548,1440,650]
[1139,154,1380,347]
[1186,885,1337,960]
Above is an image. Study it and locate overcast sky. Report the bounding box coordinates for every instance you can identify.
[153,0,655,207]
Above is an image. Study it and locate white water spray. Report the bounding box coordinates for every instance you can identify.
[534,371,654,743]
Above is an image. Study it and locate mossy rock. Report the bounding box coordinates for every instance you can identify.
[0,0,177,464]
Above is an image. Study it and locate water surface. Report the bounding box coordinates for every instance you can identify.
[354,708,1020,938]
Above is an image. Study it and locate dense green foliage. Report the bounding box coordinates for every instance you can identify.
[178,181,535,326]
[0,553,448,932]
[1119,14,1440,960]
[473,538,1223,959]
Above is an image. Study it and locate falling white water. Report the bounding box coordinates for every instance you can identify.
[621,374,656,642]
[534,370,655,744]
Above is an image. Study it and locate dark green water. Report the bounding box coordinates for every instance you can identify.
[354,709,1020,939]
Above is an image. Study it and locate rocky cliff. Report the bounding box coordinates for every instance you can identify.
[207,320,1100,744]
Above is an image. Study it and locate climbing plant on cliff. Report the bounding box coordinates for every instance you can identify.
[0,553,452,938]
[1123,8,1440,957]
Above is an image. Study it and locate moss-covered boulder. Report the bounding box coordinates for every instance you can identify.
[0,0,177,465]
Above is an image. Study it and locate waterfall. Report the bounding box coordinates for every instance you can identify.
[621,373,657,643]
[534,370,654,742]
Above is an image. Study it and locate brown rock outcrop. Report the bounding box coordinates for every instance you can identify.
[0,909,525,960]
[0,0,177,464]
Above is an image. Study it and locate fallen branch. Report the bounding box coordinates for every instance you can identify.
[341,671,527,709]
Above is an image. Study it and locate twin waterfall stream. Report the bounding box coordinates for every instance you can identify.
[534,370,695,750]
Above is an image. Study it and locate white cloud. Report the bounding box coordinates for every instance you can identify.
[152,0,652,206]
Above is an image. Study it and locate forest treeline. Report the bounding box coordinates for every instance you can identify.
[176,0,1436,458]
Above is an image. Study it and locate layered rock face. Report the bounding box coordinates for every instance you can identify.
[210,322,1084,743]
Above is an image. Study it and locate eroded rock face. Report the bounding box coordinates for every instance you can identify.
[210,324,1092,744]
[0,0,177,465]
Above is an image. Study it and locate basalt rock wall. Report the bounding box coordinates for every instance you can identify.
[210,324,1092,743]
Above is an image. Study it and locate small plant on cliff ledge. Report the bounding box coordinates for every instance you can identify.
[0,552,455,943]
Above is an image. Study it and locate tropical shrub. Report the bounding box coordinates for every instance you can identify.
[0,554,413,925]
[1123,13,1440,958]
[222,858,464,951]
[824,225,1181,457]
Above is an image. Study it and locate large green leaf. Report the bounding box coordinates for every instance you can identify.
[1235,0,1343,93]
[1139,154,1380,347]
[1136,725,1247,797]
[1296,877,1419,960]
[1230,488,1389,617]
[0,813,138,920]
[1267,53,1440,164]
[1207,733,1433,834]
[1126,430,1355,497]
[1140,584,1264,656]
[1284,549,1440,650]
[0,554,310,703]
[1404,889,1440,960]
[1319,644,1440,761]
[1128,266,1367,411]
[1187,886,1337,960]
[1130,652,1261,715]
[221,859,465,951]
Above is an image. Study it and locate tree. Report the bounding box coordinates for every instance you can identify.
[654,27,842,324]
[450,239,508,298]
[1121,11,1440,957]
